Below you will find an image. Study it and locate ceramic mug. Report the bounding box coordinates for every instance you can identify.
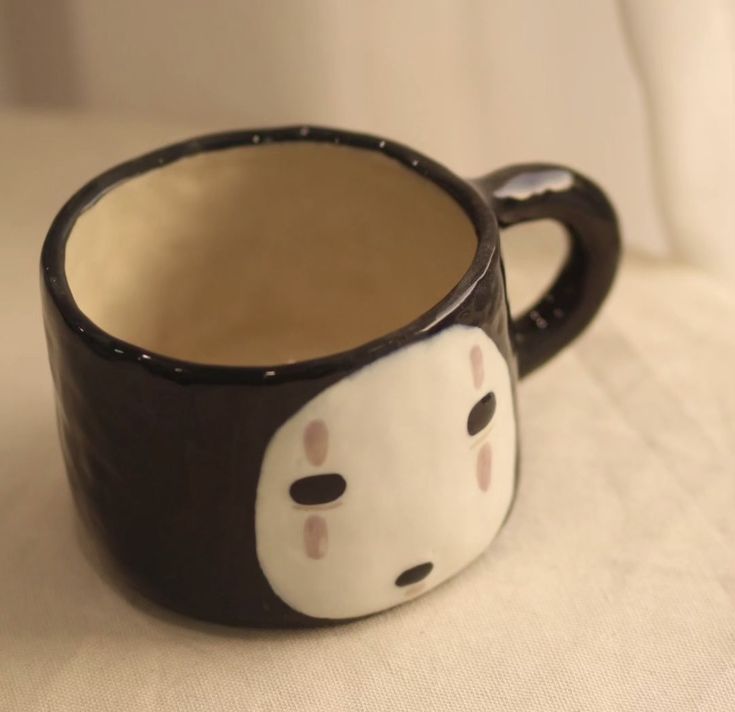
[41,126,620,627]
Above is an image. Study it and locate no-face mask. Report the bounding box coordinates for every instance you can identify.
[255,325,517,619]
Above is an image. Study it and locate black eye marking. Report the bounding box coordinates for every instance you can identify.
[467,391,496,436]
[289,473,347,505]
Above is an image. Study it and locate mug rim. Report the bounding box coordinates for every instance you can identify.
[41,125,498,385]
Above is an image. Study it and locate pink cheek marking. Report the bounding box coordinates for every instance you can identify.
[304,515,328,559]
[304,419,328,466]
[476,442,492,492]
[470,345,484,389]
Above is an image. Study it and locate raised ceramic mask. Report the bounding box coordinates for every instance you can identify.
[256,325,516,619]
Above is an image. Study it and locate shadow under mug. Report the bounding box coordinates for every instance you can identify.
[41,126,620,627]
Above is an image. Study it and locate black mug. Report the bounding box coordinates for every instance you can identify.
[41,126,620,627]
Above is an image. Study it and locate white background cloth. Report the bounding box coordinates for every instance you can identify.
[4,0,733,276]
[0,0,683,260]
[619,0,735,281]
[1,110,734,711]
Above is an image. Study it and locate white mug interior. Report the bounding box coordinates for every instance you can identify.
[65,142,478,366]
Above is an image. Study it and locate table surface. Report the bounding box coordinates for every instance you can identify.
[1,110,734,712]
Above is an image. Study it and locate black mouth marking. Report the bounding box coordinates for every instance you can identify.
[395,562,434,587]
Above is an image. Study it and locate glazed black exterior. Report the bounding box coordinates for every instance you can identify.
[41,126,620,627]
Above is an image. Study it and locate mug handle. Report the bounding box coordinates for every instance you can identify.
[473,164,621,377]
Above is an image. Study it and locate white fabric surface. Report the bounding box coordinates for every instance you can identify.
[1,111,735,711]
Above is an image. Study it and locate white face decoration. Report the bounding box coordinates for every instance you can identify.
[254,325,517,619]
